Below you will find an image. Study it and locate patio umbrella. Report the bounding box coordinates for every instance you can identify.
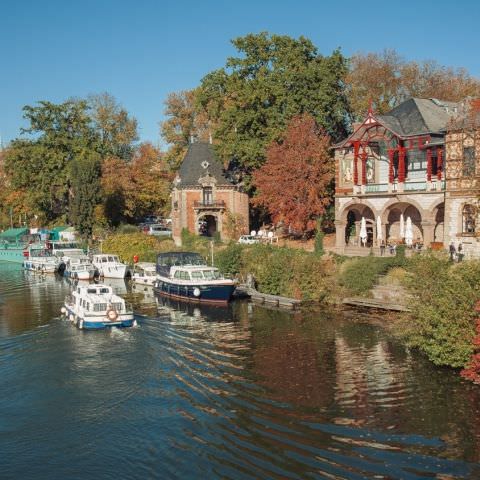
[359,217,367,246]
[400,213,405,239]
[405,216,413,246]
[376,216,383,242]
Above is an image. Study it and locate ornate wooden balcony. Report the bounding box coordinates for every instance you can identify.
[193,200,226,209]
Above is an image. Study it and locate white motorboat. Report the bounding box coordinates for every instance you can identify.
[64,257,96,280]
[91,254,128,279]
[61,283,135,329]
[23,245,59,274]
[48,241,86,274]
[131,262,157,286]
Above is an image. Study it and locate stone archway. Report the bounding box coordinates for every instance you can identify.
[342,204,375,247]
[383,202,423,244]
[199,214,218,237]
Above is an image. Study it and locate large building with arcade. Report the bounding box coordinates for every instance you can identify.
[334,97,480,257]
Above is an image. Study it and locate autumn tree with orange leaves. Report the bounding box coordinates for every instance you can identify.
[253,114,333,236]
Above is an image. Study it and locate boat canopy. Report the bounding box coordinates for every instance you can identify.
[0,228,29,243]
[156,251,206,275]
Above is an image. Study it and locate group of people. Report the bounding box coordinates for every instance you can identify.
[449,242,464,262]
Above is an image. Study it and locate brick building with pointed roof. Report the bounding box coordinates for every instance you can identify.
[171,142,249,245]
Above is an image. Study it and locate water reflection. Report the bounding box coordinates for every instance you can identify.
[1,263,480,479]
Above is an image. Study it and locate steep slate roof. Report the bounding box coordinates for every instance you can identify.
[176,142,233,187]
[376,98,458,137]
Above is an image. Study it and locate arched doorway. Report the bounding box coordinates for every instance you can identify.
[343,205,375,247]
[199,215,217,237]
[384,202,423,244]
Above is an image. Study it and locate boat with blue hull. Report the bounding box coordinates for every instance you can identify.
[62,283,136,329]
[153,252,236,305]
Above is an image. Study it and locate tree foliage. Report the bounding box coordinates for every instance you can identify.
[253,114,333,235]
[346,49,480,119]
[4,100,99,223]
[70,150,102,237]
[100,143,171,226]
[160,33,349,182]
[160,89,211,168]
[199,33,349,173]
[88,92,138,159]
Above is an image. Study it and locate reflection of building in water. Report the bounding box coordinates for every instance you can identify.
[334,335,401,416]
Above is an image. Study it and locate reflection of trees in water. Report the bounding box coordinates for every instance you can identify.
[0,270,69,335]
[249,307,338,410]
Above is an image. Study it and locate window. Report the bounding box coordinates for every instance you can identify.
[462,205,476,234]
[407,149,425,172]
[203,187,213,205]
[191,271,204,279]
[463,147,475,176]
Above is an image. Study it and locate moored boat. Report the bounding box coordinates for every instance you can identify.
[0,228,42,264]
[22,246,59,274]
[64,257,96,280]
[153,252,236,305]
[91,254,128,279]
[131,262,157,286]
[61,283,135,329]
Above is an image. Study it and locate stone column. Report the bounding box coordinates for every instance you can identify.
[421,220,434,247]
[335,220,346,249]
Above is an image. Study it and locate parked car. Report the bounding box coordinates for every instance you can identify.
[147,224,172,236]
[238,235,259,245]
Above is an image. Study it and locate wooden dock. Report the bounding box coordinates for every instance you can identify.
[234,285,301,310]
[342,297,409,312]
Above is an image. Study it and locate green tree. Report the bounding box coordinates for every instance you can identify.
[70,150,102,237]
[4,100,99,223]
[160,89,211,168]
[88,92,138,160]
[197,32,349,183]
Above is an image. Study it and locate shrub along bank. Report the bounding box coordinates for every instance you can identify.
[399,254,480,368]
[215,243,338,301]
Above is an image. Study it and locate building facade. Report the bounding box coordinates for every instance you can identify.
[171,142,249,245]
[334,98,458,251]
[444,103,480,257]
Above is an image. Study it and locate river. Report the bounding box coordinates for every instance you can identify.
[1,262,480,479]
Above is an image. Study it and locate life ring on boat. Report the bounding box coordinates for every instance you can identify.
[106,308,118,321]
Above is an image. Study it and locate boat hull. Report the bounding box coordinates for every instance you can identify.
[0,247,26,264]
[23,260,58,274]
[154,279,236,305]
[95,265,127,279]
[64,305,135,329]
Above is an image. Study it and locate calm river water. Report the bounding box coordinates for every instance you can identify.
[1,262,480,479]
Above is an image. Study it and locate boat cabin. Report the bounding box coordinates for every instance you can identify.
[170,266,223,281]
[156,251,206,276]
[73,285,124,313]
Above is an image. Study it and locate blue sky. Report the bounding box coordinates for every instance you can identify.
[1,0,479,148]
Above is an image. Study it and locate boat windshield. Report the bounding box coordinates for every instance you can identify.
[202,269,222,280]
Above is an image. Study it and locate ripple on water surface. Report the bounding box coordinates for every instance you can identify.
[1,264,480,479]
